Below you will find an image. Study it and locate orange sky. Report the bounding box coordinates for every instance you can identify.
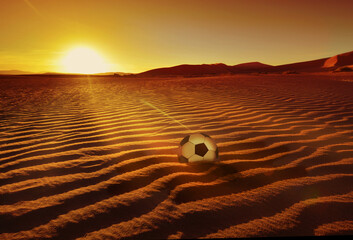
[0,0,352,73]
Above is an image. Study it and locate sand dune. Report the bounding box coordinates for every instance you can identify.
[119,50,353,77]
[323,51,353,68]
[1,73,353,239]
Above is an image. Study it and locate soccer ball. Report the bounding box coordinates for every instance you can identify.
[178,133,219,163]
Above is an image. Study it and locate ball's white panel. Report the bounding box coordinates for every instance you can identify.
[188,154,204,163]
[203,150,216,161]
[182,142,195,158]
[204,137,217,151]
[189,133,205,145]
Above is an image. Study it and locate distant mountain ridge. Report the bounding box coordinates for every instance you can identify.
[135,62,273,77]
[0,70,33,75]
[133,50,353,77]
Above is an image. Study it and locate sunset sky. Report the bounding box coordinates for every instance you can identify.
[1,0,352,73]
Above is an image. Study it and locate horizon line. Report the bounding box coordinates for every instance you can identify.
[0,49,352,75]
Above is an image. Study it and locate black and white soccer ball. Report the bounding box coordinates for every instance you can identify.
[178,133,219,163]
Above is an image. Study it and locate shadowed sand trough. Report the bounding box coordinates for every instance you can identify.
[0,73,353,239]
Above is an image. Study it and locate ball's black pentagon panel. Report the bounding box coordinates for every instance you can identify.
[180,135,190,146]
[195,143,208,157]
[178,155,188,163]
[204,136,217,151]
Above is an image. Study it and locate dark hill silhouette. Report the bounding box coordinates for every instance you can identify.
[0,70,33,75]
[137,63,232,77]
[269,58,328,73]
[132,50,353,77]
[269,50,353,73]
[229,62,272,73]
[137,62,272,77]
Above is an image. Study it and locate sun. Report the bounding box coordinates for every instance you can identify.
[60,46,111,74]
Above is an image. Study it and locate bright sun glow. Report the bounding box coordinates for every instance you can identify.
[60,46,111,74]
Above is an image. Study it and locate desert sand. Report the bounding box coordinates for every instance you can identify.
[1,73,353,239]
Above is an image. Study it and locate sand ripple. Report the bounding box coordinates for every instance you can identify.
[0,74,353,239]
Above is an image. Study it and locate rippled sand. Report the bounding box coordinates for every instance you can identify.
[1,73,353,239]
